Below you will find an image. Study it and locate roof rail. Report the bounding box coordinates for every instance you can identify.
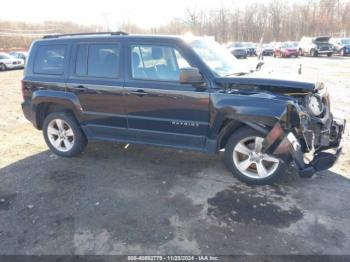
[43,31,128,39]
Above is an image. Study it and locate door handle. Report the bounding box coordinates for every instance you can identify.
[73,85,88,90]
[130,89,149,97]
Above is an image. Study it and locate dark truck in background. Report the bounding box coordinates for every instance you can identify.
[21,32,345,185]
[227,42,248,59]
[298,36,334,57]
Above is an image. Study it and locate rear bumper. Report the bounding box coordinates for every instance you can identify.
[263,50,274,55]
[21,101,39,128]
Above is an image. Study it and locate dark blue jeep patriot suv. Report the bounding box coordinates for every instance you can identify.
[21,32,345,184]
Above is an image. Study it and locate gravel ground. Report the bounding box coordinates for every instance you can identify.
[0,56,349,255]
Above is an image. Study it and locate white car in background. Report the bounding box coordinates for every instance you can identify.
[9,51,28,62]
[0,52,25,71]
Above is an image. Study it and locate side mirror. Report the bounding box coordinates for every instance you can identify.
[256,61,264,71]
[179,67,205,85]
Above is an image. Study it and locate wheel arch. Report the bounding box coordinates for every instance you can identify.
[32,90,83,130]
[216,118,271,150]
[210,103,283,152]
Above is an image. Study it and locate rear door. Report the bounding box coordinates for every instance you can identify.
[66,40,126,140]
[124,42,210,150]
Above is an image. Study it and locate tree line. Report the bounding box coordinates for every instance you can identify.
[124,0,350,43]
[1,0,349,50]
[0,21,102,50]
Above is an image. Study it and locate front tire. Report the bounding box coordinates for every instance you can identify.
[224,127,285,185]
[0,64,6,71]
[43,112,87,157]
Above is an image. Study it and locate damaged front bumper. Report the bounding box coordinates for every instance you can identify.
[263,104,345,177]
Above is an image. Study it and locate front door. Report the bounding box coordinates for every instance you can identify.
[124,43,210,150]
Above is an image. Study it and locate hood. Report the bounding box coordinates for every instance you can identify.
[0,58,14,63]
[314,36,331,43]
[215,74,316,95]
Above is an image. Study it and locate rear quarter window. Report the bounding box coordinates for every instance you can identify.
[33,44,66,75]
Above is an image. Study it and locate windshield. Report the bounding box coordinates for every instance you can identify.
[341,38,350,44]
[263,44,273,49]
[231,42,244,48]
[189,39,248,77]
[281,42,297,48]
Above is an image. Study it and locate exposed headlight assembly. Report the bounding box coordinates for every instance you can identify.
[305,94,324,116]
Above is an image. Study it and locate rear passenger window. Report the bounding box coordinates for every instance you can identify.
[75,44,120,78]
[34,45,66,75]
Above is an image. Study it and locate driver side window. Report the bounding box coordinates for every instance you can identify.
[131,45,190,81]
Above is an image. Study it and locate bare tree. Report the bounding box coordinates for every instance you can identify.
[2,0,350,49]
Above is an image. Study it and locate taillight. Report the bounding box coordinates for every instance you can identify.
[21,80,25,101]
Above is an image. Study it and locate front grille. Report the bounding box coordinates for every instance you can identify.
[319,45,330,51]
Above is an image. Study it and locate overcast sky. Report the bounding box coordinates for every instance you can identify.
[2,0,312,29]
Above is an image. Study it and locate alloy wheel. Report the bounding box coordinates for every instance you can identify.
[233,136,280,179]
[47,119,75,152]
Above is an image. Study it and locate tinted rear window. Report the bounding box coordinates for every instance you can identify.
[34,45,66,75]
[75,44,120,78]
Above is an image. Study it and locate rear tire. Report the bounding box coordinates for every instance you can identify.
[224,127,285,185]
[327,53,332,57]
[311,49,318,57]
[341,49,346,56]
[43,112,87,157]
[0,64,6,71]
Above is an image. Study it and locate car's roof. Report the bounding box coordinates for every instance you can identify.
[302,36,330,39]
[36,33,186,44]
